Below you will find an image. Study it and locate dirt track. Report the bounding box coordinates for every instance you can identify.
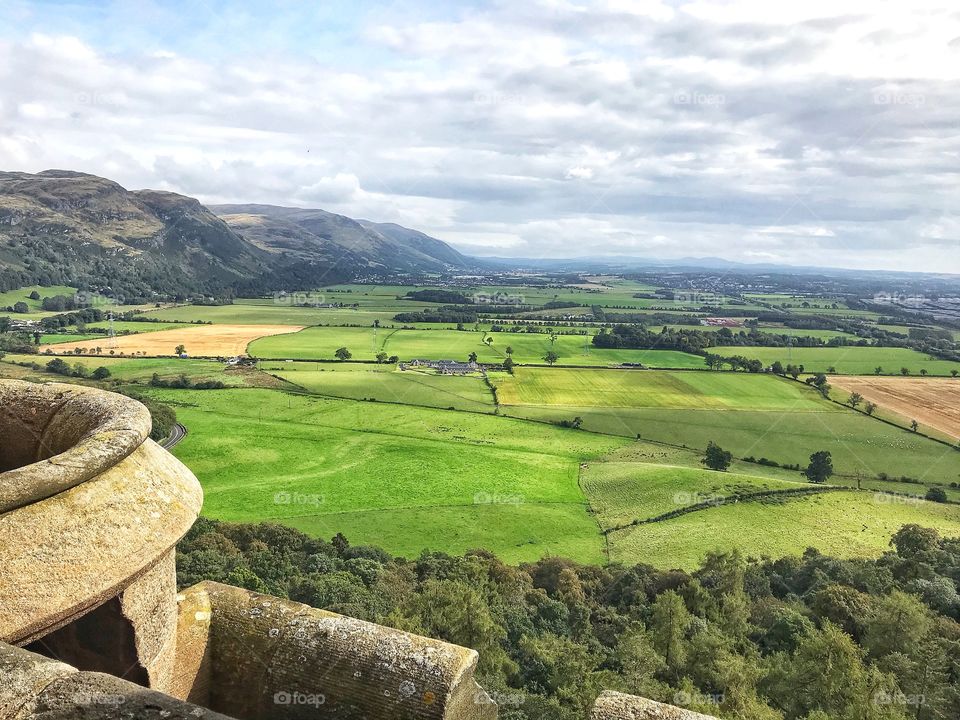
[830,375,960,440]
[45,324,303,357]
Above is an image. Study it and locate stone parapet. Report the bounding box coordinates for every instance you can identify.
[592,691,720,719]
[173,582,497,720]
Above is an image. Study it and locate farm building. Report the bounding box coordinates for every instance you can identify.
[402,359,479,374]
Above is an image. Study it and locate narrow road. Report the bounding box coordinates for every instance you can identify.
[160,423,187,450]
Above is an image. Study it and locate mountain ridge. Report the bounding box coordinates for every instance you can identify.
[210,203,474,274]
[0,171,475,297]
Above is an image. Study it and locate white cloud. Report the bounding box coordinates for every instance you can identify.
[0,2,957,272]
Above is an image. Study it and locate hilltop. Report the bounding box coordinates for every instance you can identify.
[210,203,474,274]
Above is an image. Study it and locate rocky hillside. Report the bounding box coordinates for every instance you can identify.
[210,204,473,274]
[0,171,474,298]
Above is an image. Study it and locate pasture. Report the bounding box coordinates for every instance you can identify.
[662,325,856,340]
[504,404,959,485]
[265,362,496,413]
[0,353,256,387]
[607,490,960,569]
[249,325,705,367]
[5,278,960,571]
[38,333,98,344]
[142,303,405,326]
[86,320,193,334]
[147,387,627,563]
[494,367,829,410]
[710,345,960,376]
[582,461,809,529]
[0,285,77,315]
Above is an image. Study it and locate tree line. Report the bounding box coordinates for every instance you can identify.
[177,521,960,720]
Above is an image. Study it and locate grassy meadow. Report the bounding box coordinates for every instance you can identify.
[607,491,960,569]
[265,361,496,413]
[6,278,958,570]
[494,367,829,410]
[250,325,705,367]
[147,387,627,563]
[711,345,960,376]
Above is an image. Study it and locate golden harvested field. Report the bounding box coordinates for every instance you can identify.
[830,375,960,440]
[45,324,303,358]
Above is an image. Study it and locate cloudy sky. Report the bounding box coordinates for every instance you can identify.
[0,0,958,272]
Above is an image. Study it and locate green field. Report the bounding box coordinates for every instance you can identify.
[507,404,958,485]
[135,382,960,568]
[38,333,99,345]
[250,326,705,367]
[0,285,78,319]
[148,388,627,563]
[11,278,956,570]
[0,286,164,320]
[495,367,829,410]
[1,353,253,387]
[662,324,856,340]
[582,461,809,528]
[142,303,406,326]
[265,362,496,413]
[86,320,194,334]
[607,491,960,569]
[711,345,960,376]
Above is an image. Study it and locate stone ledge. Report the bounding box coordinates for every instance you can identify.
[592,691,720,720]
[0,641,235,720]
[175,582,498,720]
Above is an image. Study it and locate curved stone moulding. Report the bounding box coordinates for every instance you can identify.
[0,379,203,647]
[0,378,153,511]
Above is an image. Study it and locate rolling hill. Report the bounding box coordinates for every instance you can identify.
[210,203,474,273]
[0,170,475,298]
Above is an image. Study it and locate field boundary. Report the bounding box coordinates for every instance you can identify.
[785,375,960,452]
[603,485,849,534]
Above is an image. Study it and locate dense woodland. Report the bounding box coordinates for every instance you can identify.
[178,521,960,720]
